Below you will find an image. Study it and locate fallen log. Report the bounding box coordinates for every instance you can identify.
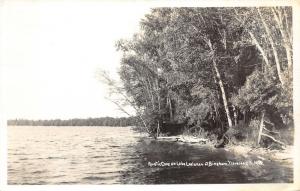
[157,136,208,144]
[261,133,285,146]
[157,136,179,142]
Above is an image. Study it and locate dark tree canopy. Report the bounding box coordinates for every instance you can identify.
[111,7,293,146]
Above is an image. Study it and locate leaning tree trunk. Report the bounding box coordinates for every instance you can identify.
[257,8,284,86]
[212,58,233,128]
[248,31,270,68]
[205,38,233,128]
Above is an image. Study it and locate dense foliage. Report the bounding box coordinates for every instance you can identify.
[7,117,137,127]
[114,7,293,146]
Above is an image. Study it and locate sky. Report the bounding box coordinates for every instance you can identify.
[1,1,298,121]
[0,1,151,120]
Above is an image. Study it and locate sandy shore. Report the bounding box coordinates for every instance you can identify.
[157,135,293,166]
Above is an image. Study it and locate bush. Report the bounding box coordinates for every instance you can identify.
[226,119,260,146]
[183,126,218,145]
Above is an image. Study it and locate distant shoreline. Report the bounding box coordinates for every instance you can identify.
[8,125,133,127]
[7,117,137,127]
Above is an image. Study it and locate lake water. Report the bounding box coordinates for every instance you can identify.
[8,126,293,184]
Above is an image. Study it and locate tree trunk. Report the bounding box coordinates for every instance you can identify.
[284,44,293,72]
[205,38,233,128]
[167,93,173,121]
[243,110,246,123]
[156,120,160,138]
[156,74,161,138]
[233,9,270,69]
[233,105,238,126]
[248,31,270,67]
[212,58,233,128]
[272,7,292,71]
[108,98,150,133]
[283,8,292,44]
[257,8,284,86]
[257,111,265,145]
[100,71,150,133]
[146,76,156,110]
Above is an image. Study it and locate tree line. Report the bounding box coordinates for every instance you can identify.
[7,117,137,127]
[102,7,293,147]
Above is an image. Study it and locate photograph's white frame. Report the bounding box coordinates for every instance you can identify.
[0,0,299,190]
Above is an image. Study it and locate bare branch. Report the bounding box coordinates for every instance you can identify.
[261,133,285,146]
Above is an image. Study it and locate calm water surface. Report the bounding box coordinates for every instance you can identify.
[8,126,293,184]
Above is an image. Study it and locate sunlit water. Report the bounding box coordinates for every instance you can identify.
[8,126,292,184]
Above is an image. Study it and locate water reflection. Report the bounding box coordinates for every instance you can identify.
[119,138,292,184]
